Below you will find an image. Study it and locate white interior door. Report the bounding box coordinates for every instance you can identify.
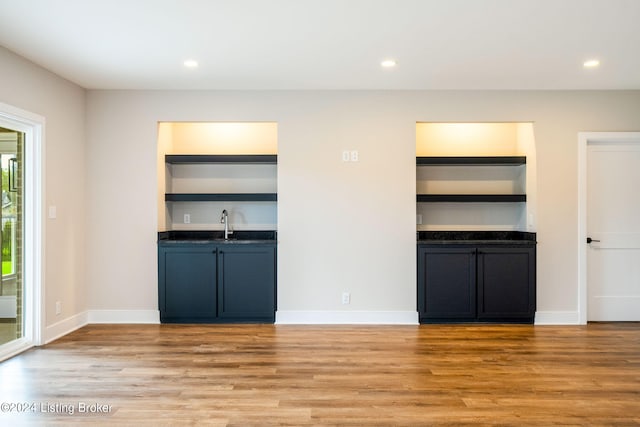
[587,141,640,321]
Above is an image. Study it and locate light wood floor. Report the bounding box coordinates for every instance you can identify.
[1,323,639,426]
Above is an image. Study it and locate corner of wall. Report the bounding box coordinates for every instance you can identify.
[44,311,89,344]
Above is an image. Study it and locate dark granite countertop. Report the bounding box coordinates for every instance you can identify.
[158,230,277,244]
[417,231,536,245]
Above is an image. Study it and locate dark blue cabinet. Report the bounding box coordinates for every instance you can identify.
[158,242,276,323]
[218,246,276,321]
[418,244,535,323]
[477,247,535,321]
[418,247,477,320]
[159,245,218,322]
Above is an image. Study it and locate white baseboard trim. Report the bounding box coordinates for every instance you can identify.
[43,310,160,344]
[534,311,581,325]
[44,311,89,344]
[0,337,34,363]
[87,310,160,324]
[276,310,419,325]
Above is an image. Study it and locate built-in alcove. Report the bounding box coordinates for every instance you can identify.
[157,122,278,232]
[416,122,537,231]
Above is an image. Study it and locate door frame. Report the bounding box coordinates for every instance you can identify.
[0,101,45,360]
[577,132,640,325]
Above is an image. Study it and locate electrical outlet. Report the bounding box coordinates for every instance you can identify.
[342,292,351,305]
[55,301,61,315]
[416,214,423,225]
[342,150,350,162]
[350,150,359,162]
[184,214,191,224]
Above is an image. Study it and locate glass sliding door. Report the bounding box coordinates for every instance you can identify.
[0,128,22,347]
[0,102,43,360]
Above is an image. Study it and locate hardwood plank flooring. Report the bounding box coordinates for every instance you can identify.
[0,323,639,426]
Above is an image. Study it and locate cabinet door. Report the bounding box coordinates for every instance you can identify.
[477,246,536,321]
[158,245,217,322]
[418,246,477,321]
[218,245,276,321]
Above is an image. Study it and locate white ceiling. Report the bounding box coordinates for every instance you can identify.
[0,0,638,90]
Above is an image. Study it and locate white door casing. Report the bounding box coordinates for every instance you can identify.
[578,132,640,324]
[0,102,45,361]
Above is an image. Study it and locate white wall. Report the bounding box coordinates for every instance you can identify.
[2,43,638,334]
[85,89,640,324]
[0,46,86,338]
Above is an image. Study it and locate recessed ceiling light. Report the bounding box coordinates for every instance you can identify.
[381,59,397,68]
[183,59,199,68]
[583,59,600,68]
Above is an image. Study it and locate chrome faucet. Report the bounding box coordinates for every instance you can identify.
[220,209,232,240]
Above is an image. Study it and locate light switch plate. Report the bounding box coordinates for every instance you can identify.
[48,206,57,219]
[184,214,191,224]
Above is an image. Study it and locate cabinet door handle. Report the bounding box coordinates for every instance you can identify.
[586,237,600,244]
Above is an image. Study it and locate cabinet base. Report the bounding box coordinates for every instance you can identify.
[419,317,535,324]
[160,316,275,324]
